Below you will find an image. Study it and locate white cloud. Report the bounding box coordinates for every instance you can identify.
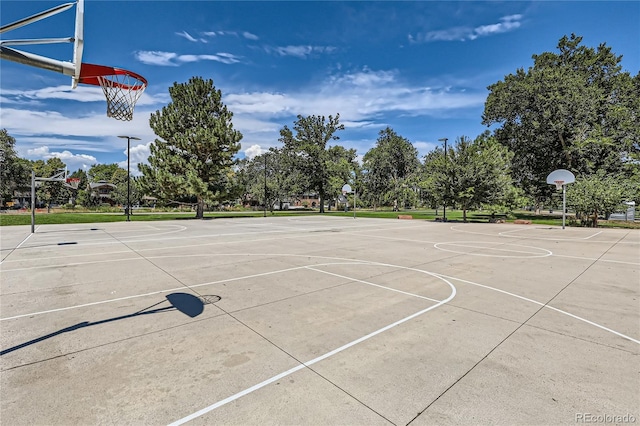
[176,31,198,42]
[202,30,238,37]
[2,65,485,172]
[470,15,522,40]
[135,51,241,66]
[243,31,259,40]
[25,146,98,171]
[1,85,165,107]
[134,51,178,66]
[223,67,485,159]
[1,107,152,139]
[244,144,264,159]
[409,14,524,43]
[1,85,108,102]
[265,45,336,58]
[225,68,484,123]
[117,141,152,176]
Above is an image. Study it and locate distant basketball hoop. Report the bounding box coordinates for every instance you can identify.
[546,169,576,229]
[65,177,81,190]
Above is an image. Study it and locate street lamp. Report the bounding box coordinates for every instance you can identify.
[118,135,140,222]
[438,137,448,222]
[263,153,267,217]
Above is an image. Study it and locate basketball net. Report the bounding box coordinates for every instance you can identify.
[554,180,564,191]
[97,74,146,121]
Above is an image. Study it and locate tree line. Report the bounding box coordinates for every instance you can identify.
[0,142,143,210]
[2,34,638,225]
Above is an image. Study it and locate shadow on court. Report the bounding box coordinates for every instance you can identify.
[0,292,220,356]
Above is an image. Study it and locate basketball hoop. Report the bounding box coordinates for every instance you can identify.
[65,177,81,190]
[554,180,564,191]
[79,63,147,121]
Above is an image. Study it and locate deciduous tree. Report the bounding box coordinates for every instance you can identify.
[568,170,630,227]
[483,34,639,203]
[0,129,30,206]
[423,134,513,222]
[279,114,349,213]
[362,127,419,210]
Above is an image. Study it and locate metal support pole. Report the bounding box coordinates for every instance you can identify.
[263,154,267,217]
[118,136,140,222]
[562,184,566,229]
[438,137,448,222]
[127,138,131,222]
[31,170,35,233]
[353,171,356,219]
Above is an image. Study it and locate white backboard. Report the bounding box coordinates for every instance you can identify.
[72,0,84,88]
[546,169,575,185]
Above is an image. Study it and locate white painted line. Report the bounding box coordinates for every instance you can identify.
[433,242,552,258]
[0,233,315,266]
[583,231,603,240]
[497,228,528,236]
[343,232,439,245]
[497,227,602,240]
[2,256,144,272]
[435,273,640,345]
[0,265,309,321]
[16,232,34,249]
[169,364,308,426]
[0,260,422,321]
[553,254,640,266]
[450,225,638,244]
[0,233,33,265]
[169,272,456,425]
[306,267,441,303]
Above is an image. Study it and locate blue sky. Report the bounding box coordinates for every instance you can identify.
[1,1,638,175]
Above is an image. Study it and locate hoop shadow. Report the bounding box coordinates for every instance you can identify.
[0,293,220,356]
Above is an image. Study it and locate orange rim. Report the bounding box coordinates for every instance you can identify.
[78,63,147,90]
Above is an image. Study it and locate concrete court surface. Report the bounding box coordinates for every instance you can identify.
[0,216,638,425]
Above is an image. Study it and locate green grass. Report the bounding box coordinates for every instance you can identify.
[1,208,637,228]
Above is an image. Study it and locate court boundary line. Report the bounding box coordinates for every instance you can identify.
[434,273,640,345]
[168,266,457,426]
[450,224,637,244]
[0,258,447,322]
[433,241,552,258]
[305,267,441,303]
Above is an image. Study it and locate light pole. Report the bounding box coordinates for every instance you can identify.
[118,135,140,222]
[352,169,357,219]
[263,153,267,217]
[438,137,448,222]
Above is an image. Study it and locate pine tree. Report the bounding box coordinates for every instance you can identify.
[141,77,242,218]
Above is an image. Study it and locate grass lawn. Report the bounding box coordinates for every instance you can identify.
[1,208,637,229]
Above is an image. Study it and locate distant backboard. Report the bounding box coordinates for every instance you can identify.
[546,169,575,189]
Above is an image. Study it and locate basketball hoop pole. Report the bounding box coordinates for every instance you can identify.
[353,171,356,219]
[547,169,576,230]
[438,137,448,222]
[118,135,140,222]
[562,184,566,230]
[31,170,35,233]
